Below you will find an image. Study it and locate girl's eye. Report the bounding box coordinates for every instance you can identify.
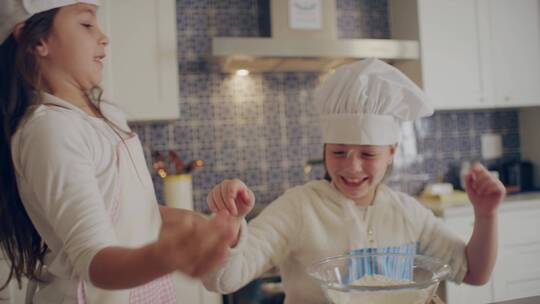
[362,153,377,158]
[332,151,346,157]
[81,23,93,28]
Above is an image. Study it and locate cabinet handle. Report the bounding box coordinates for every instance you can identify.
[504,96,511,102]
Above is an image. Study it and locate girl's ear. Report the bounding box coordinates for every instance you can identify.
[13,23,49,56]
[388,144,398,165]
[35,38,49,57]
[12,23,25,42]
[389,144,398,156]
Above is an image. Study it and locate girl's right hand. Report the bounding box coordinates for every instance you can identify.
[154,209,235,277]
[207,179,255,217]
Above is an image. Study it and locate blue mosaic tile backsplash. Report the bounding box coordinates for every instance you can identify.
[130,0,521,212]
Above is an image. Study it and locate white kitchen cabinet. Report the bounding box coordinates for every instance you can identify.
[492,201,540,301]
[443,208,494,304]
[416,0,486,110]
[97,0,180,121]
[487,0,540,107]
[442,198,540,304]
[390,0,540,110]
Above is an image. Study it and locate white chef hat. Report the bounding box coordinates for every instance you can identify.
[314,58,433,145]
[0,0,101,44]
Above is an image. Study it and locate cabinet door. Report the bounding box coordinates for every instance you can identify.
[444,200,540,303]
[492,202,540,301]
[417,0,487,110]
[444,212,494,304]
[446,281,494,304]
[487,0,540,107]
[98,0,180,121]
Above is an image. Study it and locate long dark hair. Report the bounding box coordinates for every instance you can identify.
[0,8,60,290]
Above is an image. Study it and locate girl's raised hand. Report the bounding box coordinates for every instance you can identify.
[207,179,255,217]
[464,163,506,218]
[155,209,235,277]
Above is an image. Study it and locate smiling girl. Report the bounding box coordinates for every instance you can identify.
[202,59,506,304]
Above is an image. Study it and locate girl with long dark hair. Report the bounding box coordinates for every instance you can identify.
[0,1,235,302]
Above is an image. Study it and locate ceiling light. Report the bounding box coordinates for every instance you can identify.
[235,69,250,76]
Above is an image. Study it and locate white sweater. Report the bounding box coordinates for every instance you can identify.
[11,93,129,303]
[203,180,468,304]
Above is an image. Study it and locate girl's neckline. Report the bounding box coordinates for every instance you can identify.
[324,180,381,209]
[42,92,105,122]
[41,92,132,140]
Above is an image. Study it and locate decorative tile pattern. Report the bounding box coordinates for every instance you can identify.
[130,0,521,211]
[336,0,390,38]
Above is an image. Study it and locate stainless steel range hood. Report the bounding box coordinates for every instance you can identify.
[212,0,419,73]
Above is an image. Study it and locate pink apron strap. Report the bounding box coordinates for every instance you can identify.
[129,274,176,304]
[77,281,87,304]
[77,134,177,303]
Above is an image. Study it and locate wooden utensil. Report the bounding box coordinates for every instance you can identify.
[152,151,167,178]
[168,150,185,174]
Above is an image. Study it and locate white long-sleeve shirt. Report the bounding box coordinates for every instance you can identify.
[203,180,468,304]
[10,93,129,303]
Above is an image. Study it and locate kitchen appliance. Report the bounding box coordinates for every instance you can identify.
[308,253,450,304]
[501,161,535,193]
[212,0,419,73]
[519,107,540,190]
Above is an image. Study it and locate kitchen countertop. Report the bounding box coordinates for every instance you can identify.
[419,191,540,217]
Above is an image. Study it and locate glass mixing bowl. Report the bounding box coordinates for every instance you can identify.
[307,253,451,304]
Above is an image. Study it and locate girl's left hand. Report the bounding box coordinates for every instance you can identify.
[464,163,506,218]
[207,179,255,217]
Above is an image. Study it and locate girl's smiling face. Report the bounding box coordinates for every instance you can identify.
[325,144,395,206]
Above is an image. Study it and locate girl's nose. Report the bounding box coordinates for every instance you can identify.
[346,150,357,159]
[99,31,109,47]
[345,151,363,170]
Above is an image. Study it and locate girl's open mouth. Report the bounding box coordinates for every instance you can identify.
[340,176,369,187]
